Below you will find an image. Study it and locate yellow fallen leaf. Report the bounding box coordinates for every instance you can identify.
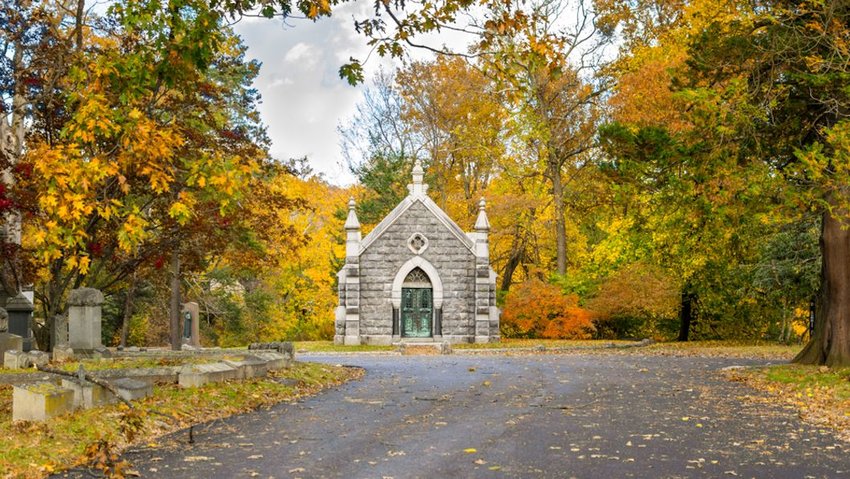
[464,448,478,453]
[489,466,502,471]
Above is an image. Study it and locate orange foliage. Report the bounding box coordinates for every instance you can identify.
[501,279,595,339]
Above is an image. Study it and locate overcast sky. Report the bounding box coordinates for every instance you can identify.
[233,4,480,186]
[233,4,396,186]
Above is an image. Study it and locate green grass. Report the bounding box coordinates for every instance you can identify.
[642,340,803,359]
[724,363,850,438]
[0,362,361,478]
[453,339,634,349]
[293,341,395,352]
[761,364,850,400]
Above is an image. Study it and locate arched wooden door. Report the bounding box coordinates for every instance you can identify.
[401,267,432,338]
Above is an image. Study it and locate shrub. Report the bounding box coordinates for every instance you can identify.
[501,279,595,339]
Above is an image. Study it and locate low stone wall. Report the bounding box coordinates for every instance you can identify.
[9,352,294,422]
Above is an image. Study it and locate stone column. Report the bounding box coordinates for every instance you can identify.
[68,288,104,350]
[343,198,362,345]
[6,293,34,351]
[473,199,493,343]
[181,302,200,347]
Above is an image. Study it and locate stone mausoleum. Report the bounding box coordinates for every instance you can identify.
[334,160,500,345]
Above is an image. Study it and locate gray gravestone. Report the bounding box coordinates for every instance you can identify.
[5,293,33,352]
[0,306,8,332]
[68,288,104,350]
[181,302,200,347]
[52,314,69,350]
[0,332,22,359]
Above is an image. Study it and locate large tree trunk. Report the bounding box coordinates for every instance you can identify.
[794,203,850,366]
[0,38,27,303]
[120,274,137,347]
[550,159,567,276]
[677,288,694,342]
[169,249,181,350]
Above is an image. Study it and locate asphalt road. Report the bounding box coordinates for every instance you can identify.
[77,353,850,478]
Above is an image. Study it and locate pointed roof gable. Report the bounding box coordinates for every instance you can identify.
[359,160,475,254]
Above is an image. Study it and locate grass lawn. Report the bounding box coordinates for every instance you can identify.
[293,341,395,352]
[0,362,362,478]
[640,340,803,360]
[725,364,850,441]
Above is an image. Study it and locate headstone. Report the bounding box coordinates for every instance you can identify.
[5,293,34,352]
[4,350,29,369]
[0,332,22,359]
[13,382,75,421]
[67,288,104,350]
[110,378,153,401]
[27,350,49,368]
[0,306,8,332]
[180,302,200,347]
[61,378,116,409]
[52,343,75,362]
[52,314,69,350]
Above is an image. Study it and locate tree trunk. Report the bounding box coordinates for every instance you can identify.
[0,38,26,301]
[550,159,567,276]
[169,249,181,350]
[794,203,850,366]
[677,288,694,342]
[500,224,525,292]
[120,274,137,347]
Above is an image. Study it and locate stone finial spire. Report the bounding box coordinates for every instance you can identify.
[344,198,361,260]
[408,159,428,196]
[344,197,360,231]
[474,198,490,232]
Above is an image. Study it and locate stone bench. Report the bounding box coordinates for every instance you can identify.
[12,382,75,422]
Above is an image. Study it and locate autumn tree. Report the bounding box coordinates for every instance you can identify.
[501,277,595,338]
[396,57,507,219]
[482,0,608,276]
[597,0,850,363]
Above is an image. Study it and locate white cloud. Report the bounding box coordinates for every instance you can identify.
[283,42,315,63]
[234,1,476,186]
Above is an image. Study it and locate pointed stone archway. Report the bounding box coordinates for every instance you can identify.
[391,256,443,339]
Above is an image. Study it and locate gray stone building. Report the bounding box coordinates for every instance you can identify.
[334,161,500,345]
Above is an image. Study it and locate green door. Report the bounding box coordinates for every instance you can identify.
[402,287,432,337]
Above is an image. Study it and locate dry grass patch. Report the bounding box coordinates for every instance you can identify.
[0,362,362,478]
[641,340,803,360]
[725,364,850,441]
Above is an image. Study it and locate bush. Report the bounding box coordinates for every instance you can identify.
[501,279,595,339]
[586,262,679,339]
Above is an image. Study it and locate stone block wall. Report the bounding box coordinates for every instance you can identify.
[359,202,476,340]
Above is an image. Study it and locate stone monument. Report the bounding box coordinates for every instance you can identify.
[181,302,200,347]
[6,293,34,352]
[68,288,104,350]
[334,160,500,345]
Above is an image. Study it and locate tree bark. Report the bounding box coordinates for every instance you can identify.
[120,274,137,347]
[677,288,694,342]
[550,158,567,276]
[794,201,850,366]
[169,249,181,350]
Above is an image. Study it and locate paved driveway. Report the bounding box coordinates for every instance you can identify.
[80,353,849,478]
